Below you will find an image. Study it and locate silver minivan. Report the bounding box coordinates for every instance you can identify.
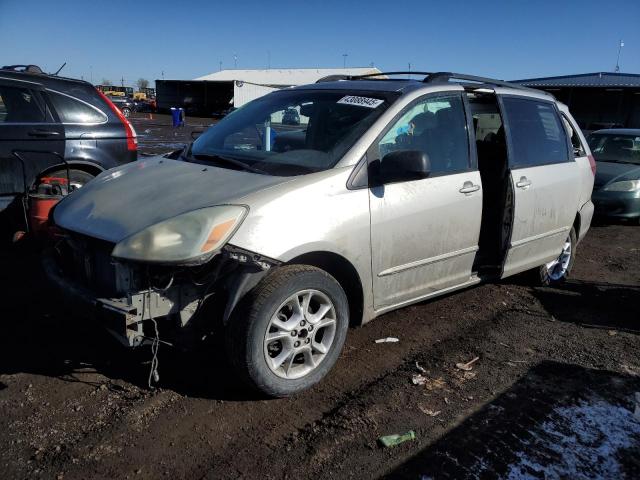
[46,72,596,397]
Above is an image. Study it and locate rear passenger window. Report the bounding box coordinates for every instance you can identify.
[502,98,570,167]
[378,94,470,175]
[48,91,107,124]
[0,86,46,123]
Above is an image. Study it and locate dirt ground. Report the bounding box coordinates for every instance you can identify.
[1,115,639,479]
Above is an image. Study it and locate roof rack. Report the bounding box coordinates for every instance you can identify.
[315,70,552,96]
[424,72,552,95]
[316,71,432,83]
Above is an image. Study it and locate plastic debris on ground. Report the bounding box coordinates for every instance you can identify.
[378,430,416,448]
[418,404,441,417]
[415,361,426,373]
[412,374,427,386]
[375,337,399,344]
[455,356,480,371]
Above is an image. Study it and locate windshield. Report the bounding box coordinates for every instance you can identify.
[588,133,640,165]
[190,89,396,176]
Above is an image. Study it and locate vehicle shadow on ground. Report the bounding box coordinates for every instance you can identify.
[532,280,640,334]
[385,361,640,479]
[0,247,256,401]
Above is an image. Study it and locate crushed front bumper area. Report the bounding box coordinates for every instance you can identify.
[42,250,205,347]
[42,235,278,348]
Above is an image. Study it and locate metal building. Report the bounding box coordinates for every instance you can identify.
[513,72,640,131]
[156,67,381,116]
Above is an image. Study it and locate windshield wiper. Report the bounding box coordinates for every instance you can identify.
[192,153,268,175]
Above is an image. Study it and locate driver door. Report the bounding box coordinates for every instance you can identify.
[368,92,483,310]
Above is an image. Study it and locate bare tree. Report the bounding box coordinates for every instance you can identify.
[101,78,112,86]
[136,78,150,90]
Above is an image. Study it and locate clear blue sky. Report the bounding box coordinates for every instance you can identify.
[1,0,638,87]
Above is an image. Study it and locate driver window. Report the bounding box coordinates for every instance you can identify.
[378,94,470,175]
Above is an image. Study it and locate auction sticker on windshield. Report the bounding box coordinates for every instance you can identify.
[337,96,384,108]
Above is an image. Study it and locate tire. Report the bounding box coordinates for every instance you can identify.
[41,169,94,193]
[121,107,131,117]
[225,265,349,397]
[536,226,577,286]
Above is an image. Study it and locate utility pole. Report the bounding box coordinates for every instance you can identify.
[408,62,411,79]
[615,39,624,72]
[121,76,124,87]
[161,70,165,80]
[342,53,348,68]
[234,53,238,69]
[219,61,222,71]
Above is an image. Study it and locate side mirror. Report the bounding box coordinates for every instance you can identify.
[378,150,431,184]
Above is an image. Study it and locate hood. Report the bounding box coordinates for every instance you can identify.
[594,161,640,189]
[53,156,290,243]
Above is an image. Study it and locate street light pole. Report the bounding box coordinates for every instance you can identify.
[342,53,348,68]
[615,40,624,72]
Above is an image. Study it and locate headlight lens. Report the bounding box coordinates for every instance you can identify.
[603,180,640,192]
[112,205,247,263]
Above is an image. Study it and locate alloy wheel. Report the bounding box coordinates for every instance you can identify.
[263,289,337,380]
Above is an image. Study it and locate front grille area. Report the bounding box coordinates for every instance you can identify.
[57,233,133,297]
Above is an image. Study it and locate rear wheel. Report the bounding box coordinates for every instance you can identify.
[225,265,349,397]
[38,168,94,193]
[537,227,577,285]
[121,107,131,117]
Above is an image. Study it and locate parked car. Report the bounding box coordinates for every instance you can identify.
[588,129,640,222]
[282,107,300,125]
[0,65,138,241]
[133,98,156,113]
[107,95,136,117]
[45,72,595,397]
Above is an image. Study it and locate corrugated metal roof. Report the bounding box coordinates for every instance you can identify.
[194,67,381,86]
[512,72,640,88]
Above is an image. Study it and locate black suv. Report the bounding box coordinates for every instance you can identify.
[107,95,136,117]
[0,65,138,239]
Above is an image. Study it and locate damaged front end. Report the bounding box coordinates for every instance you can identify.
[43,232,279,348]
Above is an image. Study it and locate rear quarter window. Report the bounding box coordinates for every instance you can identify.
[502,97,570,167]
[48,90,107,124]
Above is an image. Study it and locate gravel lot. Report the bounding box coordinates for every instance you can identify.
[1,114,638,479]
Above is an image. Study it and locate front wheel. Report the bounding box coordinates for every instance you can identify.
[225,265,349,397]
[537,227,577,285]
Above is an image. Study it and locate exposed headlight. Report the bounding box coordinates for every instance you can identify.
[112,205,247,264]
[603,180,640,192]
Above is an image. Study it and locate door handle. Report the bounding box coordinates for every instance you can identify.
[516,176,532,189]
[28,129,60,137]
[459,182,480,194]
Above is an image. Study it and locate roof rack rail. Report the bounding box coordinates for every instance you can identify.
[424,72,552,95]
[315,70,553,97]
[316,71,432,83]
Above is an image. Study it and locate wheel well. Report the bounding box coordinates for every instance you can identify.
[288,251,364,327]
[37,162,103,181]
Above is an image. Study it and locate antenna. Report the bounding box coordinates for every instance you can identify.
[615,39,624,72]
[53,62,66,76]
